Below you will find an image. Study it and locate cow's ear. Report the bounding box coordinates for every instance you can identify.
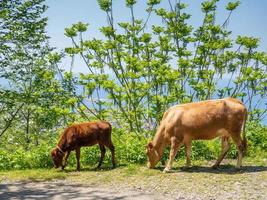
[147,142,153,149]
[51,149,56,157]
[56,149,64,156]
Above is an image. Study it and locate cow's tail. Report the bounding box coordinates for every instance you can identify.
[107,121,113,142]
[242,108,248,156]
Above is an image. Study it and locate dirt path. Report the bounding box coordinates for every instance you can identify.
[1,160,267,200]
[0,181,177,200]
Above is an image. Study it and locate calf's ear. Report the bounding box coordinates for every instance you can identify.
[51,149,56,157]
[56,149,64,156]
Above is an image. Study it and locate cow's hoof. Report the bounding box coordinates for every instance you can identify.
[181,166,191,171]
[235,167,241,172]
[185,164,192,169]
[161,160,166,166]
[212,164,219,169]
[163,167,170,173]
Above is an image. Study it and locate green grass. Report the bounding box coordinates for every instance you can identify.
[0,169,67,182]
[1,158,266,183]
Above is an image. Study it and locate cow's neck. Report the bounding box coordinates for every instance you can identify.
[152,130,165,159]
[57,137,67,153]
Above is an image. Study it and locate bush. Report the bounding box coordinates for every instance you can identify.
[0,121,266,170]
[246,121,267,157]
[0,142,54,170]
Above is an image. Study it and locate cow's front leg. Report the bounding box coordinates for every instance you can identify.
[164,137,182,173]
[97,144,106,168]
[212,136,230,169]
[62,150,71,170]
[75,147,81,171]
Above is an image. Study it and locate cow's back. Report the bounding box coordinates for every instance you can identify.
[164,98,246,140]
[223,98,247,134]
[62,121,112,149]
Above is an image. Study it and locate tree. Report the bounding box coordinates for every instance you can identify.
[64,0,267,135]
[0,0,74,147]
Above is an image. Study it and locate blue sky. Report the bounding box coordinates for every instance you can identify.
[45,0,267,72]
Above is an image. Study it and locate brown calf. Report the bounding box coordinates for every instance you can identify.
[51,121,116,171]
[146,98,247,172]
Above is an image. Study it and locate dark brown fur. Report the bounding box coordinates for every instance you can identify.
[51,121,116,171]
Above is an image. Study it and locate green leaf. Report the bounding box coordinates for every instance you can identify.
[226,1,240,11]
[64,27,77,37]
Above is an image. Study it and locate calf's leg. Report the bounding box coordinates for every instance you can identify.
[62,150,71,170]
[75,147,81,171]
[105,141,116,168]
[212,136,230,169]
[97,144,106,168]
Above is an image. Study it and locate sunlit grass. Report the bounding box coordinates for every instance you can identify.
[0,169,67,182]
[0,158,266,184]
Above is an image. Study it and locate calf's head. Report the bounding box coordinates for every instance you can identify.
[51,148,64,168]
[146,142,160,169]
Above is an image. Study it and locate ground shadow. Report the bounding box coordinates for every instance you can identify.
[0,181,158,200]
[155,164,267,174]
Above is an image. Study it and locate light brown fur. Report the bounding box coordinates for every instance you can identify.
[146,98,247,172]
[51,121,116,171]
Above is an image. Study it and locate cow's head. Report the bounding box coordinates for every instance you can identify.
[51,148,64,168]
[146,141,160,169]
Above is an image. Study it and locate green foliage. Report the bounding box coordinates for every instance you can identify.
[97,0,112,12]
[64,0,267,134]
[0,142,54,170]
[113,129,147,163]
[0,0,76,147]
[247,122,267,153]
[1,121,266,170]
[226,1,240,11]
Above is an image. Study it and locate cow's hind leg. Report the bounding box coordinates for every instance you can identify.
[164,137,182,173]
[185,141,192,168]
[231,134,243,170]
[97,144,106,168]
[75,147,81,171]
[212,136,230,169]
[104,141,116,168]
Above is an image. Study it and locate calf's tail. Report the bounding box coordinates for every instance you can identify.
[107,122,112,141]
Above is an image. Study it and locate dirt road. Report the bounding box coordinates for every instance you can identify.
[0,181,177,200]
[1,160,267,200]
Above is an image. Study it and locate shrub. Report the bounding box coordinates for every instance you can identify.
[0,121,266,170]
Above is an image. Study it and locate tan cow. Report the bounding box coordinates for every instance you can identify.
[146,98,247,172]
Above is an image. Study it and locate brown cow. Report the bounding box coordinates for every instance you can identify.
[51,121,116,171]
[146,98,247,172]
